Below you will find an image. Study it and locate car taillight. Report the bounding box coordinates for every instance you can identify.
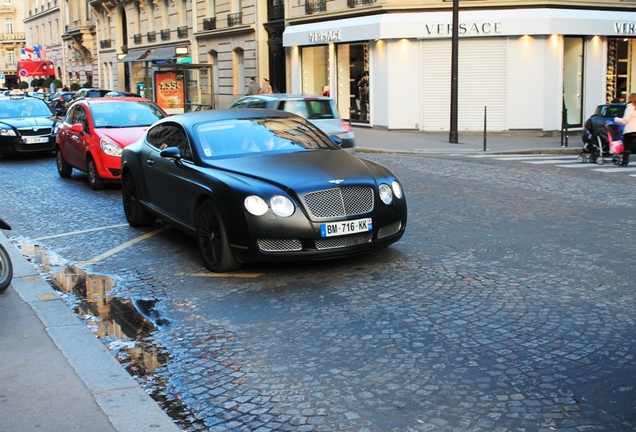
[341,120,352,133]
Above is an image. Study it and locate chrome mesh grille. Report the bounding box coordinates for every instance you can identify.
[303,187,374,219]
[315,232,373,250]
[19,128,52,137]
[257,238,302,252]
[378,221,402,239]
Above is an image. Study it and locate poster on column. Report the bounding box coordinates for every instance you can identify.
[155,71,185,114]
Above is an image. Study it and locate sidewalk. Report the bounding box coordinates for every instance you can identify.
[0,127,580,432]
[352,126,582,154]
[0,231,180,432]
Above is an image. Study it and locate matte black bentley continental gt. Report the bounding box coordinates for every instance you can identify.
[121,109,407,272]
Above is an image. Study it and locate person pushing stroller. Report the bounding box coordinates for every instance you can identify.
[613,92,636,167]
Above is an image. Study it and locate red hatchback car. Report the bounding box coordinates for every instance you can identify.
[55,97,167,189]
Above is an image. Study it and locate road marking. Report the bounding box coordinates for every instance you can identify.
[592,167,636,173]
[175,272,263,278]
[523,159,577,164]
[33,223,129,241]
[80,226,170,267]
[555,164,598,168]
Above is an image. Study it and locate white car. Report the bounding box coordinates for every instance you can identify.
[230,94,355,152]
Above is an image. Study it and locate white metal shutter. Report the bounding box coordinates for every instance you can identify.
[421,38,507,131]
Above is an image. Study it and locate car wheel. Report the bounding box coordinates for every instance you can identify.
[56,147,73,177]
[87,156,105,190]
[196,200,241,273]
[121,171,155,227]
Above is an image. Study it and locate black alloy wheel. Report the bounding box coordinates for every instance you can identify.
[121,171,155,227]
[87,156,105,190]
[196,200,240,273]
[56,148,73,177]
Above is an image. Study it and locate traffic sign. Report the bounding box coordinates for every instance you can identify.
[0,72,5,79]
[19,69,28,78]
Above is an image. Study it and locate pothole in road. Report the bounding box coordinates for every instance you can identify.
[15,238,207,431]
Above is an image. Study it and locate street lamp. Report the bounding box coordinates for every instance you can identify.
[449,0,459,143]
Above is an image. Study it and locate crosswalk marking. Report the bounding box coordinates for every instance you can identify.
[462,153,636,177]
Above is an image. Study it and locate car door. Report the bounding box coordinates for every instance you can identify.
[64,105,89,170]
[143,123,194,226]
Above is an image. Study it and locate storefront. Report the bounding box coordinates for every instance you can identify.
[283,8,636,133]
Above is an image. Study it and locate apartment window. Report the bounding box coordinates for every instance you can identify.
[232,48,244,95]
[7,50,15,66]
[5,18,13,34]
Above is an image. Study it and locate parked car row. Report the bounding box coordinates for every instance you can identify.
[0,92,406,272]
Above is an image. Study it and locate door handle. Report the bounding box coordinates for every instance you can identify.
[146,159,155,166]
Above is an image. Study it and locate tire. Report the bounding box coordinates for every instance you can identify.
[0,244,13,294]
[56,147,73,177]
[196,200,240,273]
[87,156,104,190]
[121,171,156,227]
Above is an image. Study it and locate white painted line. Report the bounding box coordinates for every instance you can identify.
[555,164,599,168]
[33,223,129,241]
[80,226,170,267]
[524,159,578,164]
[591,167,636,173]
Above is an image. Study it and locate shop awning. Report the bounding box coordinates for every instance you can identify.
[144,47,177,62]
[120,49,150,62]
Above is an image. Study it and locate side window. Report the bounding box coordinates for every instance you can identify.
[279,100,307,118]
[248,99,267,109]
[147,123,193,161]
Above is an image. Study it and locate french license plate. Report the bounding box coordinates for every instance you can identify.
[24,137,49,144]
[320,218,372,237]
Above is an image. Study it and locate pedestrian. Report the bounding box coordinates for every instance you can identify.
[357,71,369,121]
[614,92,636,166]
[246,77,260,95]
[259,78,273,94]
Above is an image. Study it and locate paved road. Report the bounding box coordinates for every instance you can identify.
[1,150,635,431]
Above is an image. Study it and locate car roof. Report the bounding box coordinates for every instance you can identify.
[159,108,300,128]
[241,94,333,101]
[82,96,154,104]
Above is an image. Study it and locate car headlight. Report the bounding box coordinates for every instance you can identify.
[0,128,17,137]
[270,195,295,217]
[392,180,403,200]
[244,195,268,216]
[100,137,122,157]
[379,184,393,205]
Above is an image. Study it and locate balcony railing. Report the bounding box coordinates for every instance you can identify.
[203,17,216,30]
[305,0,326,14]
[227,12,242,27]
[133,33,142,44]
[147,31,156,42]
[100,39,111,49]
[347,0,372,7]
[161,29,170,40]
[267,3,284,21]
[177,26,188,38]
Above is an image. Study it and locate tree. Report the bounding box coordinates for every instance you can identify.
[18,81,29,90]
[30,78,43,89]
[53,79,63,90]
[70,83,81,91]
[43,78,54,90]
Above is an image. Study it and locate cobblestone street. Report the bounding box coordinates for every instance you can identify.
[2,153,635,431]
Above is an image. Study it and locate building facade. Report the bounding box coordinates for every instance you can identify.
[283,0,636,133]
[1,0,27,89]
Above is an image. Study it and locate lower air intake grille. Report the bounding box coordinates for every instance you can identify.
[315,232,373,250]
[378,221,402,239]
[257,238,302,252]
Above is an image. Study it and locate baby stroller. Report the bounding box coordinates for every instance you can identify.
[579,115,623,165]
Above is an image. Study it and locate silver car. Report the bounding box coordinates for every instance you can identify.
[229,94,355,152]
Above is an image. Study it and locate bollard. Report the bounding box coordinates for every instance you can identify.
[483,105,487,151]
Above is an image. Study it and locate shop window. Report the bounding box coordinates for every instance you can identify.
[301,45,328,96]
[606,38,630,103]
[563,37,584,127]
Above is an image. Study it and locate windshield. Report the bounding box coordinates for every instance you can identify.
[0,98,52,118]
[90,101,166,128]
[194,117,338,160]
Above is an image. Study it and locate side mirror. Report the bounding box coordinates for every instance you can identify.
[160,146,182,164]
[70,123,84,134]
[329,135,342,148]
[55,109,64,116]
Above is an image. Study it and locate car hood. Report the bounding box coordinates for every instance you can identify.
[209,150,378,191]
[98,127,149,146]
[0,116,54,129]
